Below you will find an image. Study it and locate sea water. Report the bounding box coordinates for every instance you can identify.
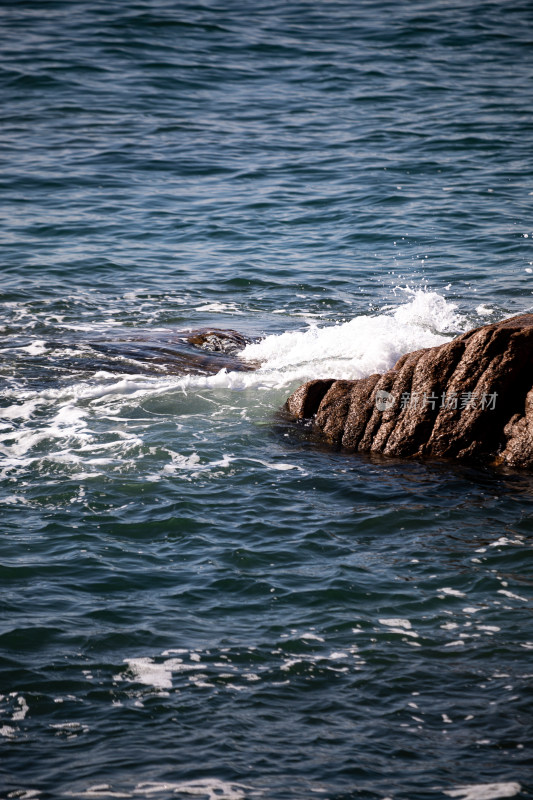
[0,2,532,799]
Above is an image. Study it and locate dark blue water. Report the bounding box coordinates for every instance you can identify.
[1,2,532,799]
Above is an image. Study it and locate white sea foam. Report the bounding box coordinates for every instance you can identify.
[1,399,41,420]
[21,340,47,355]
[162,451,202,472]
[379,618,412,629]
[379,618,419,638]
[11,695,29,721]
[498,590,527,602]
[243,457,302,472]
[444,783,521,800]
[133,779,253,798]
[121,658,186,689]
[489,537,525,547]
[119,656,205,690]
[194,302,243,314]
[476,304,494,317]
[439,588,467,598]
[240,290,461,385]
[2,495,30,505]
[78,786,131,798]
[49,721,89,737]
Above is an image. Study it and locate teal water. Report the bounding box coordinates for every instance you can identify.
[1,2,532,799]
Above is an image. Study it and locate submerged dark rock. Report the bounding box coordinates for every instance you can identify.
[284,314,533,468]
[184,328,251,357]
[85,328,257,376]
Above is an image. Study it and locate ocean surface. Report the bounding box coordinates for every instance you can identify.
[1,2,532,799]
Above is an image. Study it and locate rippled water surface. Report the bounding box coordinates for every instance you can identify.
[1,2,532,799]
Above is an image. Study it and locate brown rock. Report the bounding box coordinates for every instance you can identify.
[283,314,533,468]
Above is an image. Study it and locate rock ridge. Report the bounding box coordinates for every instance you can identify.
[283,313,533,468]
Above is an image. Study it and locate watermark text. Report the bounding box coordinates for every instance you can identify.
[375,390,497,411]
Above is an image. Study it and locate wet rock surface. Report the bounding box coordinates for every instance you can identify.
[16,328,257,384]
[284,314,533,468]
[86,327,257,376]
[184,328,252,357]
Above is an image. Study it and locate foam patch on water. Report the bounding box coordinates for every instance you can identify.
[135,779,254,798]
[20,340,47,355]
[50,721,90,738]
[120,657,193,690]
[444,783,521,800]
[379,618,412,629]
[77,787,131,798]
[476,304,495,317]
[498,589,527,602]
[194,302,243,314]
[11,694,29,721]
[439,588,467,598]
[114,638,368,700]
[489,537,526,547]
[0,693,30,739]
[300,632,325,642]
[77,777,255,798]
[378,619,419,638]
